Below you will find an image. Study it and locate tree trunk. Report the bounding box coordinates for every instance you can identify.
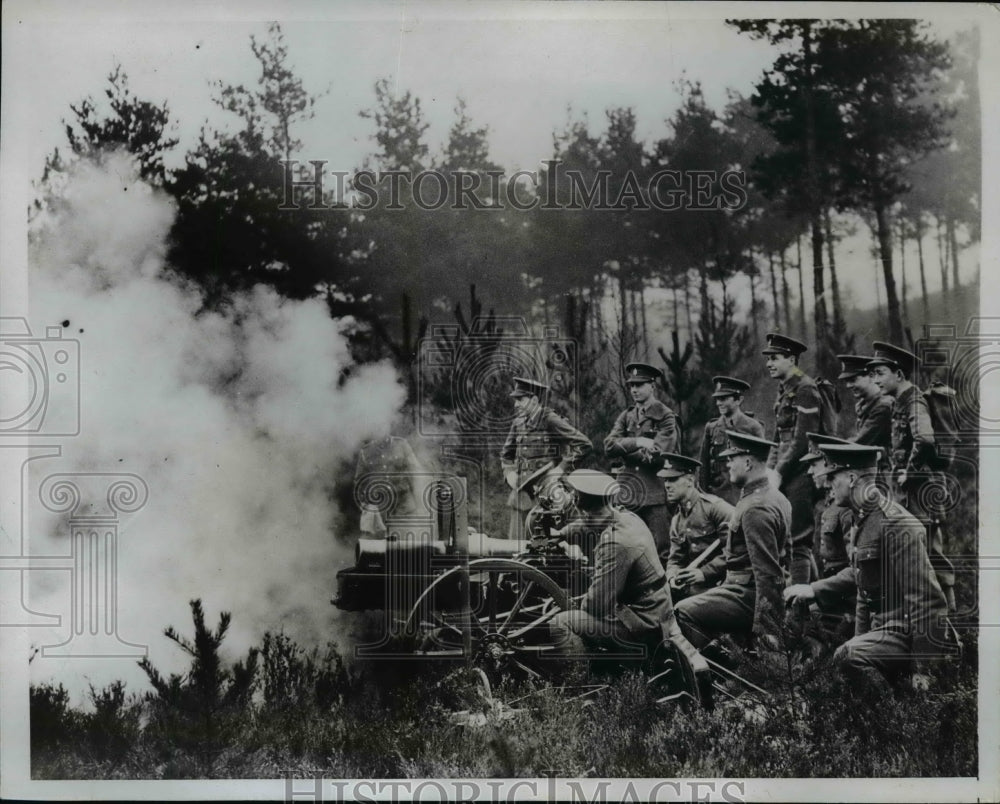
[748,259,760,344]
[684,273,693,338]
[796,235,807,340]
[874,203,904,344]
[672,286,679,332]
[937,217,949,294]
[872,236,884,319]
[899,219,910,331]
[948,216,961,290]
[780,248,791,332]
[915,221,930,319]
[640,283,649,356]
[824,208,844,336]
[768,250,781,329]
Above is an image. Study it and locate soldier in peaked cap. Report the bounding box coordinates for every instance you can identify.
[549,469,677,657]
[837,354,893,462]
[604,362,678,552]
[658,453,734,601]
[501,377,592,540]
[800,433,856,580]
[699,376,765,505]
[784,444,953,692]
[867,342,955,611]
[761,332,827,585]
[674,432,791,653]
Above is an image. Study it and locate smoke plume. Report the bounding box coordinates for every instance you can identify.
[24,152,405,699]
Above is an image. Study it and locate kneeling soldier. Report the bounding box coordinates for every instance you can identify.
[784,444,953,692]
[659,453,733,600]
[549,470,676,657]
[674,432,791,651]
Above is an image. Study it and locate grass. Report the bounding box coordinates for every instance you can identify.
[31,605,978,780]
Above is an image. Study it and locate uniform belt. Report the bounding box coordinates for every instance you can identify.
[724,569,753,585]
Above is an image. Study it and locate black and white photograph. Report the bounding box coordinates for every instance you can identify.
[1,1,996,800]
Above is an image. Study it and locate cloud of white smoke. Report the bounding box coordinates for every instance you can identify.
[23,152,406,700]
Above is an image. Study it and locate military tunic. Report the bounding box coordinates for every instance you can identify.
[813,495,951,682]
[550,509,675,654]
[767,368,823,584]
[604,399,677,549]
[888,384,954,591]
[665,491,733,598]
[675,476,791,648]
[500,407,592,539]
[698,410,765,505]
[852,392,893,455]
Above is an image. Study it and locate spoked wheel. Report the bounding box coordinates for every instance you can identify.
[401,558,570,683]
[647,635,715,710]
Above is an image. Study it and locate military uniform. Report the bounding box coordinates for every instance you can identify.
[812,493,951,684]
[604,398,677,549]
[767,365,823,584]
[665,491,733,598]
[853,392,894,454]
[699,411,765,505]
[550,473,675,655]
[868,343,955,601]
[675,472,791,649]
[500,380,592,539]
[604,363,677,550]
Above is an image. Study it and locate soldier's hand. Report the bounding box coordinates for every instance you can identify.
[896,468,908,487]
[635,437,655,450]
[909,672,932,692]
[559,541,585,562]
[674,568,705,587]
[783,584,816,606]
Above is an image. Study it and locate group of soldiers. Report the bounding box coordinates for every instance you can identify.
[501,332,958,692]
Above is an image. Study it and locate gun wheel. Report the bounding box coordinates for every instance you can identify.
[401,558,570,683]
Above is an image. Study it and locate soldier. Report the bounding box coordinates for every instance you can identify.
[867,342,956,611]
[500,377,592,540]
[549,469,677,656]
[604,362,678,551]
[762,332,824,584]
[836,354,893,457]
[784,444,953,692]
[674,432,791,651]
[659,453,733,601]
[698,376,765,505]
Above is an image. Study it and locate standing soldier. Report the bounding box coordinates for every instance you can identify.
[659,453,733,601]
[674,432,791,652]
[501,377,592,540]
[699,376,765,505]
[604,362,678,552]
[836,354,893,456]
[867,343,956,611]
[762,332,824,584]
[784,444,953,692]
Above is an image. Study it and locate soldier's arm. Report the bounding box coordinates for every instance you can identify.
[664,514,685,580]
[746,415,765,439]
[907,393,937,471]
[811,566,857,611]
[701,499,734,584]
[582,538,629,616]
[500,422,518,473]
[887,524,949,665]
[697,426,712,489]
[853,398,892,446]
[546,411,593,470]
[742,506,786,636]
[603,410,634,457]
[774,383,821,479]
[649,405,678,455]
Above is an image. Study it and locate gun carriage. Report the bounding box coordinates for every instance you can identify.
[333,473,711,705]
